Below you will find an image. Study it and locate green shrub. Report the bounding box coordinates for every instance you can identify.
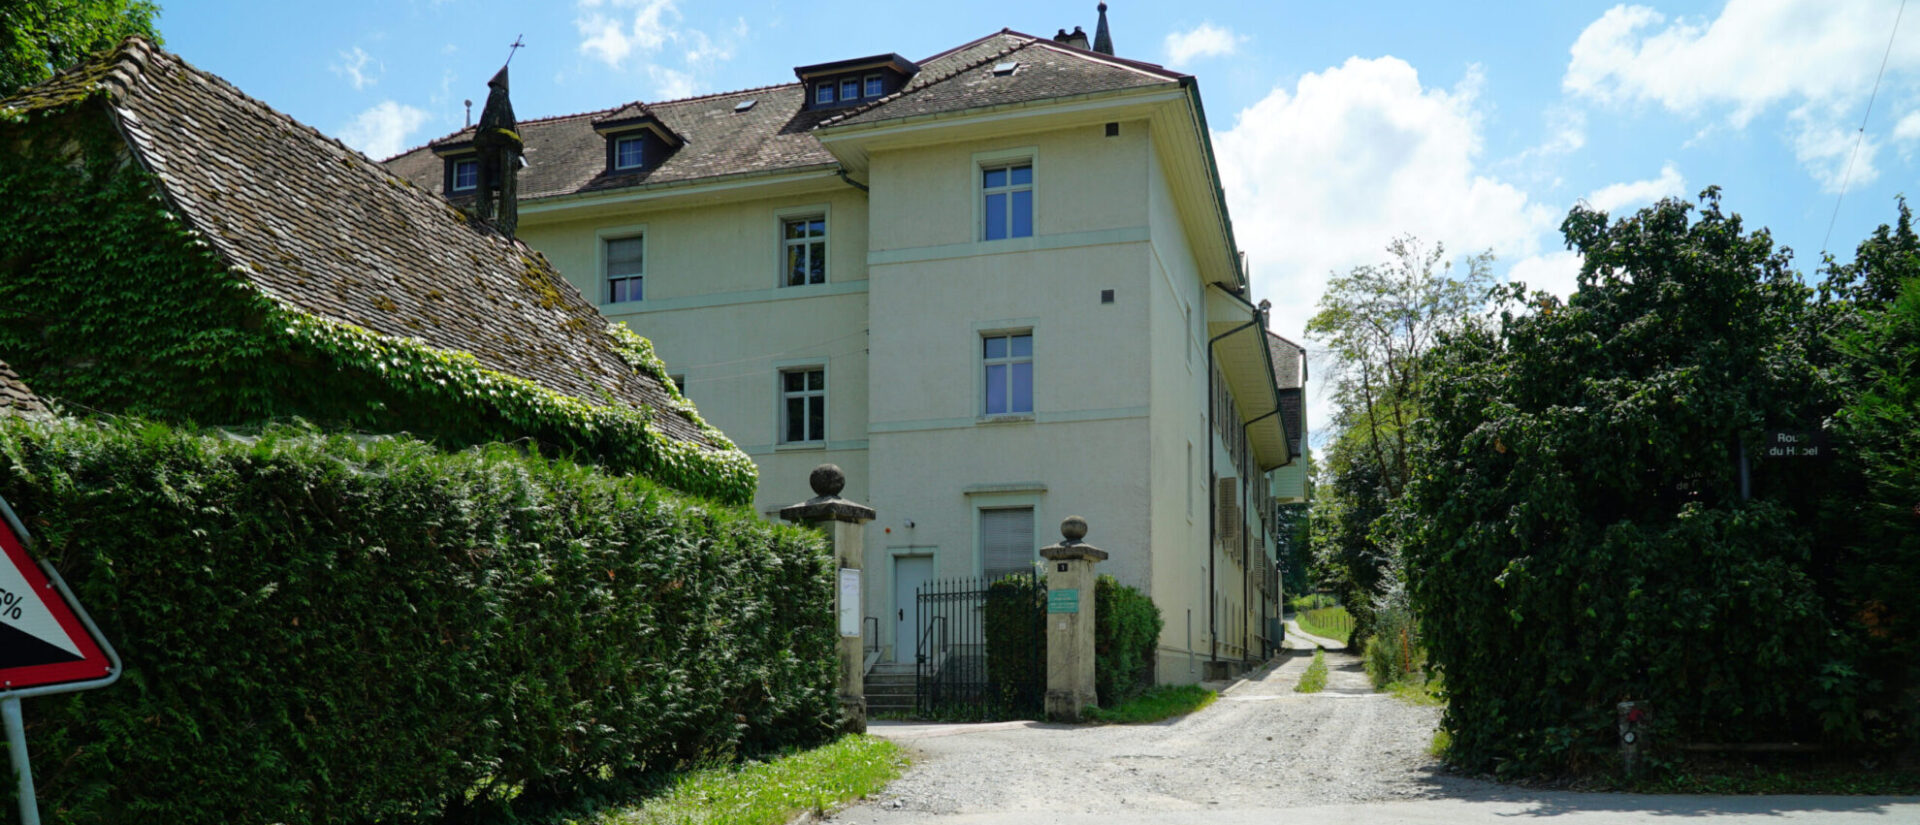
[1095,575,1164,705]
[0,418,835,824]
[982,574,1046,713]
[979,574,1163,711]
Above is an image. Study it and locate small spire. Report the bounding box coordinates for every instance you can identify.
[1093,2,1113,55]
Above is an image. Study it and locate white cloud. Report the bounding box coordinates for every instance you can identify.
[339,101,429,160]
[1895,110,1920,141]
[574,0,742,98]
[1214,56,1557,441]
[1164,23,1246,67]
[1584,161,1686,213]
[1792,106,1878,192]
[1563,1,1912,186]
[331,46,379,90]
[1507,250,1585,301]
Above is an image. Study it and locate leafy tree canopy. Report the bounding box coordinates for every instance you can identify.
[1399,188,1871,775]
[0,0,160,97]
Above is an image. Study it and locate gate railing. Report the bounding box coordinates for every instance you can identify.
[914,570,1045,717]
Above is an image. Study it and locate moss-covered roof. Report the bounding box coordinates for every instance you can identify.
[0,359,51,420]
[0,37,716,450]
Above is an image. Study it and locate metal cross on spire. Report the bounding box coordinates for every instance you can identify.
[505,35,526,66]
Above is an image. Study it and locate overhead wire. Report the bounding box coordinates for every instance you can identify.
[1823,0,1907,255]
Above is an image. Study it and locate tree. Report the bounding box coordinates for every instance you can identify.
[1305,237,1492,643]
[1818,200,1920,746]
[1400,189,1844,776]
[0,0,160,97]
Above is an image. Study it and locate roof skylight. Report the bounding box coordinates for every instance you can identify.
[734,99,756,112]
[991,61,1019,76]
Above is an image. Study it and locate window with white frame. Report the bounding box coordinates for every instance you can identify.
[982,332,1033,416]
[782,216,827,286]
[864,73,884,97]
[780,367,825,444]
[980,506,1036,581]
[982,162,1033,240]
[839,78,859,101]
[815,83,834,104]
[605,236,644,303]
[614,135,645,170]
[452,158,478,192]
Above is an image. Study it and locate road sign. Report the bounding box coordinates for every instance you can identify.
[1764,430,1829,459]
[0,500,110,690]
[0,494,120,825]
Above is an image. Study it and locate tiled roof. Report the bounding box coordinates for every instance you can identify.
[386,31,1184,202]
[0,359,51,421]
[1266,331,1306,457]
[4,38,711,447]
[822,35,1181,128]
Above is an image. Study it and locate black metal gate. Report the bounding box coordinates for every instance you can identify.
[914,570,1045,717]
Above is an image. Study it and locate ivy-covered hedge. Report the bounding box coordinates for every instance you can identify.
[0,417,834,825]
[0,108,754,505]
[984,575,1164,710]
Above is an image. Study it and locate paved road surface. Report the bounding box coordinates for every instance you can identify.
[830,648,1920,824]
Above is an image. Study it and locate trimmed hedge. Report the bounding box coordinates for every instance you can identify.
[0,417,835,824]
[983,574,1163,710]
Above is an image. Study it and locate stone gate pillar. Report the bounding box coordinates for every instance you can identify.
[1040,516,1108,722]
[781,464,875,734]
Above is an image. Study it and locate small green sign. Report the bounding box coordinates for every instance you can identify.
[1048,588,1080,614]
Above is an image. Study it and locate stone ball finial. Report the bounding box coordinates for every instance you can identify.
[809,464,846,497]
[1060,515,1088,542]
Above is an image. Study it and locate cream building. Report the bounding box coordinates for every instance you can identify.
[391,20,1303,683]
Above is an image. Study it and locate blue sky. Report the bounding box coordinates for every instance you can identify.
[155,1,1920,438]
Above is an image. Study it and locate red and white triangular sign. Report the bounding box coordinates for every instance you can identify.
[0,500,111,691]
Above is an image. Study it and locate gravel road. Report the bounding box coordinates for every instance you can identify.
[829,646,1476,823]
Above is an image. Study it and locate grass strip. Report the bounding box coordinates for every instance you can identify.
[595,734,904,825]
[1082,685,1217,724]
[1387,677,1445,706]
[1295,648,1329,694]
[1296,607,1354,644]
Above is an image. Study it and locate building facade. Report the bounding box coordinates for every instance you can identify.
[392,20,1304,681]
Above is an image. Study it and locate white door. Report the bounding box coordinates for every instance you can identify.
[893,555,934,663]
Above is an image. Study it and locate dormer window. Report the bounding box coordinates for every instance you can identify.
[795,53,919,110]
[614,136,646,170]
[590,103,685,176]
[451,158,478,191]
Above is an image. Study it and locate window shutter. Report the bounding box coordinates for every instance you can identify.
[980,507,1035,581]
[1216,477,1240,542]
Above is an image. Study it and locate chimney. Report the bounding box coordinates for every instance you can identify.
[1093,2,1113,55]
[1067,26,1090,51]
[472,65,523,237]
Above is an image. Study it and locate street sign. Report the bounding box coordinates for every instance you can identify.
[0,494,120,825]
[1764,430,1829,459]
[0,500,110,690]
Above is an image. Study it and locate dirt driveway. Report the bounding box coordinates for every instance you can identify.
[830,648,1459,821]
[829,648,1920,824]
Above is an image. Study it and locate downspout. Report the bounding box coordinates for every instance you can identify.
[1242,407,1279,660]
[836,169,870,192]
[1206,287,1261,667]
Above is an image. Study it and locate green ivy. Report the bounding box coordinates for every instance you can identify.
[0,417,833,825]
[0,103,755,505]
[983,575,1164,711]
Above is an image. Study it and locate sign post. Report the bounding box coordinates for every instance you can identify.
[0,495,120,825]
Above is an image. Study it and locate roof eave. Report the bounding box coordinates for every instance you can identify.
[813,83,1184,175]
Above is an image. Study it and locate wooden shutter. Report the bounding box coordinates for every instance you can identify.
[1216,477,1240,542]
[980,507,1035,581]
